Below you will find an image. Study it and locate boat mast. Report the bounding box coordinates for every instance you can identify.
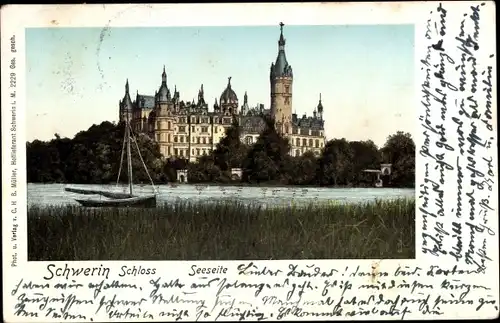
[126,114,133,196]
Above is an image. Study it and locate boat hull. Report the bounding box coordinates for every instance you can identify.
[65,187,133,199]
[74,195,157,208]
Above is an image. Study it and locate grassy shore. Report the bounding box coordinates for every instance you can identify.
[28,199,415,260]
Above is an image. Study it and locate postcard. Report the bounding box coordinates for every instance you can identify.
[1,2,498,321]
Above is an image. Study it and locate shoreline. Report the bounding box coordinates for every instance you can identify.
[28,182,416,189]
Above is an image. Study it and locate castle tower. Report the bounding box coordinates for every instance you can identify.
[317,93,324,120]
[270,22,293,134]
[156,65,171,103]
[119,78,133,122]
[241,91,249,115]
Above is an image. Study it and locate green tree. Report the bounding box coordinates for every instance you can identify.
[349,140,382,186]
[288,151,319,185]
[317,138,354,186]
[213,116,248,173]
[26,139,65,182]
[26,121,163,185]
[243,116,290,184]
[186,155,223,183]
[380,131,415,187]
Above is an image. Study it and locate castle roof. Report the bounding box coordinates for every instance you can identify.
[156,66,170,103]
[136,94,155,109]
[220,77,238,104]
[270,23,293,78]
[293,113,324,130]
[121,79,134,111]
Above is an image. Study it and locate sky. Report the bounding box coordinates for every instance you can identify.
[26,24,414,147]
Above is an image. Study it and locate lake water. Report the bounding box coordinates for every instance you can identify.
[28,183,415,207]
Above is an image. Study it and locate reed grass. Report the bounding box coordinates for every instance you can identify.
[28,198,415,261]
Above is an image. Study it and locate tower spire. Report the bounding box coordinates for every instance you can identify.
[317,93,324,119]
[162,65,166,84]
[125,79,129,93]
[278,22,286,49]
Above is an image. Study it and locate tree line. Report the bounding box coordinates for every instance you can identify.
[27,117,415,187]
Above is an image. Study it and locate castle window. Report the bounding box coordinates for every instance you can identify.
[315,139,319,148]
[209,138,213,144]
[197,137,200,144]
[202,137,206,144]
[296,138,300,146]
[191,116,196,123]
[302,138,307,146]
[285,85,290,93]
[309,139,313,147]
[202,117,209,124]
[245,136,253,145]
[215,127,218,133]
[214,117,218,123]
[180,149,184,157]
[296,149,300,156]
[179,126,186,133]
[168,134,171,142]
[191,126,195,132]
[201,126,208,133]
[174,148,178,156]
[192,149,195,155]
[196,148,200,156]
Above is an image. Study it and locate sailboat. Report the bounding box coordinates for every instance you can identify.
[65,117,158,208]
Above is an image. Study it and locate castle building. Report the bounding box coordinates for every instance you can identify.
[119,23,326,162]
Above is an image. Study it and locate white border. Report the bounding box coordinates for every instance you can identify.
[2,2,498,321]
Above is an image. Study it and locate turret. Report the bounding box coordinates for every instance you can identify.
[241,91,249,115]
[317,93,323,120]
[157,65,170,103]
[198,84,206,106]
[162,65,167,85]
[214,98,220,113]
